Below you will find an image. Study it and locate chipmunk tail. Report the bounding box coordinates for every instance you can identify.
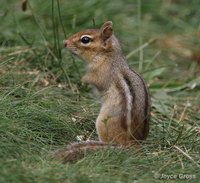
[55,141,118,163]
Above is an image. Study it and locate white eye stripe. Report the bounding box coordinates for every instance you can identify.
[80,35,93,39]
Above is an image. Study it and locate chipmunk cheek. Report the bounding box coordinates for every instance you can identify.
[80,52,92,62]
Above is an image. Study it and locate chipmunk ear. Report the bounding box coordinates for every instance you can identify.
[100,21,113,41]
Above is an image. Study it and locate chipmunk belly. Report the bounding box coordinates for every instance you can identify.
[96,84,130,144]
[96,85,121,141]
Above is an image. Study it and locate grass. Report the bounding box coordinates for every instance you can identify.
[0,0,200,182]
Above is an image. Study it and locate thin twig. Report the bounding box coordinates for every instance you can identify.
[51,0,74,93]
[0,48,35,60]
[178,100,189,123]
[46,46,74,93]
[137,0,143,72]
[27,1,47,41]
[174,145,200,168]
[51,0,58,56]
[0,57,15,66]
[177,154,184,169]
[126,38,157,59]
[56,0,67,38]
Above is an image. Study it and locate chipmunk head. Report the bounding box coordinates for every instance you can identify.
[64,21,122,63]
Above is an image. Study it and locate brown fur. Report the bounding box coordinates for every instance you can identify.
[60,21,151,162]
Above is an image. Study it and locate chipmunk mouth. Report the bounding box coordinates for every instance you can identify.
[66,47,80,57]
[67,47,79,55]
[63,40,78,55]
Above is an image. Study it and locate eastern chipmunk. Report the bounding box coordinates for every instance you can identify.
[58,21,151,162]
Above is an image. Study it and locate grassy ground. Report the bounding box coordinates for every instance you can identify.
[0,0,200,182]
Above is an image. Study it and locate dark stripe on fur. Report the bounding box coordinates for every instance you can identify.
[115,78,127,131]
[128,66,150,139]
[123,75,135,117]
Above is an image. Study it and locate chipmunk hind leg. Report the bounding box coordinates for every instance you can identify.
[96,114,136,146]
[130,112,149,141]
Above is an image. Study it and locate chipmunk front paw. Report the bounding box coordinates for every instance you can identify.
[81,75,90,84]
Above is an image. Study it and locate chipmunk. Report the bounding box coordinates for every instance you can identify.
[58,21,151,163]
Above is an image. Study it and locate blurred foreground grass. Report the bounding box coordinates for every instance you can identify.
[0,0,200,182]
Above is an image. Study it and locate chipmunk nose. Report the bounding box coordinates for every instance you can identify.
[63,40,68,47]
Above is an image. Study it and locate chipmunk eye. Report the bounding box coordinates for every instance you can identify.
[81,36,91,44]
